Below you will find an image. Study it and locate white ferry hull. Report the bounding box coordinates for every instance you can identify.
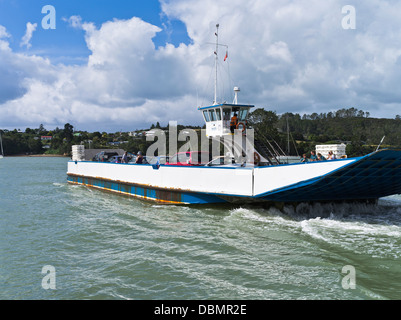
[67,149,401,204]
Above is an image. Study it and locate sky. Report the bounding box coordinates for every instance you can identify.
[1,0,401,132]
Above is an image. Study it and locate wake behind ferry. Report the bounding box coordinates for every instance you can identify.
[67,25,401,205]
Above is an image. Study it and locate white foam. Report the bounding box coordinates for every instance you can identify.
[52,182,66,187]
[226,201,401,259]
[300,218,328,242]
[299,213,401,259]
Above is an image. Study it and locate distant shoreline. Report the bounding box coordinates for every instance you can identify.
[7,154,70,158]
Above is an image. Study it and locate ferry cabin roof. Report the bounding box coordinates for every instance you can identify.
[198,103,254,111]
[198,103,254,138]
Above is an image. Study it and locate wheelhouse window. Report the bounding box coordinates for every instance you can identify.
[239,108,249,121]
[203,110,210,122]
[223,108,231,121]
[215,108,222,121]
[209,109,216,121]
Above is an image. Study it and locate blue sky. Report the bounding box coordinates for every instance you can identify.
[0,0,190,64]
[2,0,401,132]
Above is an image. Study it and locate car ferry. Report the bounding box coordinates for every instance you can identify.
[67,25,401,205]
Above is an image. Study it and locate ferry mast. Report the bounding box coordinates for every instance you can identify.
[214,24,219,105]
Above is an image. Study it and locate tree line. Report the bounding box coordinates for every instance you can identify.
[248,107,401,157]
[0,123,201,157]
[1,107,400,158]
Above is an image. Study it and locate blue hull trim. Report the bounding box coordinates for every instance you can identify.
[67,174,228,205]
[257,149,401,202]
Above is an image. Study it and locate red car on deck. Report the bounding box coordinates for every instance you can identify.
[166,152,210,166]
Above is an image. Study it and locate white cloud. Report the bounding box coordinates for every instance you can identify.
[2,0,401,131]
[0,25,10,39]
[64,15,83,29]
[162,0,401,116]
[64,15,96,36]
[20,22,38,49]
[266,42,292,63]
[0,25,11,52]
[0,25,56,106]
[0,17,202,131]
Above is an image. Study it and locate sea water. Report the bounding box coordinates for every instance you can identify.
[1,157,401,300]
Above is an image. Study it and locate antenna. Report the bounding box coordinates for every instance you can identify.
[233,87,240,104]
[206,24,229,105]
[214,23,219,105]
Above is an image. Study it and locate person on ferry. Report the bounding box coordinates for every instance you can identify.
[310,150,317,161]
[136,151,144,164]
[317,153,327,161]
[300,153,308,163]
[327,151,336,160]
[122,151,128,163]
[230,113,238,133]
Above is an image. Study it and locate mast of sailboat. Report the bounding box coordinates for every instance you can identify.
[286,116,290,155]
[0,131,4,157]
[214,24,219,105]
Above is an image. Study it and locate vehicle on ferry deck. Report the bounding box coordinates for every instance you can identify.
[147,156,169,165]
[166,152,211,166]
[92,151,119,162]
[108,155,123,163]
[205,156,236,167]
[128,156,150,164]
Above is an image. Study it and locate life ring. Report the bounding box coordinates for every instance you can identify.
[254,152,261,164]
[236,122,246,132]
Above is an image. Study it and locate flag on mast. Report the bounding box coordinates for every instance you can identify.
[224,50,228,61]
